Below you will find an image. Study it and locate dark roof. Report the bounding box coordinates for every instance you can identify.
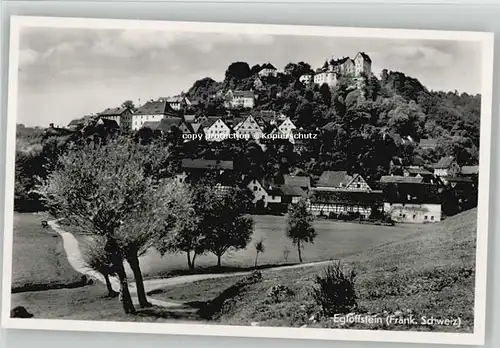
[412,156,426,167]
[200,116,222,128]
[309,189,383,205]
[68,115,92,127]
[329,57,350,66]
[191,123,203,134]
[434,156,456,169]
[157,117,183,132]
[280,184,306,197]
[233,90,254,99]
[356,52,372,63]
[99,107,128,116]
[267,186,283,196]
[317,171,352,188]
[97,118,119,129]
[141,118,183,132]
[260,63,277,70]
[380,176,424,184]
[380,183,441,204]
[142,121,160,130]
[284,175,310,188]
[135,100,177,117]
[260,110,276,119]
[404,167,433,176]
[461,166,479,175]
[181,159,234,170]
[184,114,196,123]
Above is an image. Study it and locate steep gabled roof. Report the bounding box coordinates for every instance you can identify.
[157,117,183,132]
[356,52,372,63]
[284,175,310,188]
[201,116,224,128]
[191,123,203,134]
[260,63,277,70]
[99,107,128,116]
[380,176,424,184]
[135,100,178,117]
[280,184,306,197]
[317,171,352,188]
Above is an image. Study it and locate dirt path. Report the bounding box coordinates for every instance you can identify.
[48,220,333,308]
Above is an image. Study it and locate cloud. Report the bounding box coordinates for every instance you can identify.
[387,44,455,69]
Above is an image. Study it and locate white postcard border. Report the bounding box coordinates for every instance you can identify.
[1,15,495,346]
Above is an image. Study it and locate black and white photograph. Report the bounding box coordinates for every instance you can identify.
[1,16,494,346]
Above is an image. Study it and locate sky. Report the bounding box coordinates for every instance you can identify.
[16,26,483,127]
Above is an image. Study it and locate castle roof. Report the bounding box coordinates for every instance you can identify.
[135,100,178,117]
[260,63,277,70]
[356,52,372,63]
[99,107,128,116]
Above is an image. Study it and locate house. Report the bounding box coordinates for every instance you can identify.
[159,95,191,111]
[402,167,436,183]
[433,156,460,178]
[259,110,277,124]
[313,67,338,87]
[178,121,194,136]
[43,123,75,138]
[353,52,372,77]
[308,188,383,218]
[98,107,132,129]
[283,175,310,192]
[277,117,297,136]
[280,184,306,204]
[258,63,278,78]
[67,115,93,130]
[419,138,438,150]
[131,100,178,130]
[234,115,264,140]
[140,117,183,135]
[224,90,255,109]
[299,74,313,84]
[247,179,269,207]
[316,171,371,191]
[380,175,425,184]
[203,117,231,142]
[380,181,442,223]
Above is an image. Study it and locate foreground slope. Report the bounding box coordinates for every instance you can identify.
[187,209,477,332]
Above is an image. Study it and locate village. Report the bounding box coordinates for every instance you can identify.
[43,51,479,226]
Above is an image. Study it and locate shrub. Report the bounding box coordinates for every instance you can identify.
[312,261,357,315]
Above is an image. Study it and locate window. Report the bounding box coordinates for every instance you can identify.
[413,215,416,219]
[424,215,428,220]
[402,214,406,218]
[253,186,258,191]
[262,195,265,200]
[431,216,435,221]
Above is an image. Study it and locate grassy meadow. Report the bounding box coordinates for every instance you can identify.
[149,209,477,332]
[11,213,83,292]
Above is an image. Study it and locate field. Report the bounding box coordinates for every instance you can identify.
[138,215,422,278]
[11,213,84,292]
[149,209,477,332]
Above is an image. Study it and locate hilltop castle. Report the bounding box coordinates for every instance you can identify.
[307,52,372,88]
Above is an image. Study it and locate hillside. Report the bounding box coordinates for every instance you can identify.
[193,209,476,332]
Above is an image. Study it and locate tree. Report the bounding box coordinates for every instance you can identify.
[82,236,119,298]
[225,62,251,82]
[204,188,254,267]
[286,199,316,263]
[121,100,138,113]
[36,138,188,313]
[254,238,265,267]
[154,184,210,271]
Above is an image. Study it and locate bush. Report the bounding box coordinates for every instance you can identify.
[312,261,357,315]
